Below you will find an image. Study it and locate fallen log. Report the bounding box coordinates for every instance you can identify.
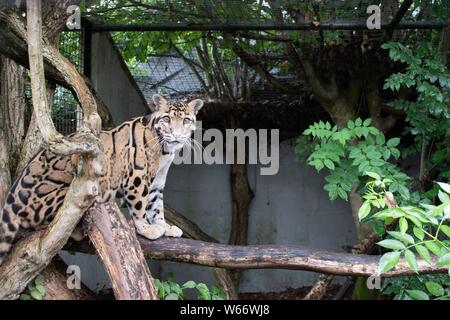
[84,202,158,300]
[67,237,447,278]
[140,238,447,277]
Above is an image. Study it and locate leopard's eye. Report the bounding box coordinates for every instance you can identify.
[183,118,193,125]
[162,116,171,123]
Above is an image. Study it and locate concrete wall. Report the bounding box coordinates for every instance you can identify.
[158,139,357,292]
[90,33,149,125]
[61,34,358,293]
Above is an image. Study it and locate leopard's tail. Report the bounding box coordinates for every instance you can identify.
[0,207,20,265]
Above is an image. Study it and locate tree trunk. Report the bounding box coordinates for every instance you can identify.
[84,202,158,300]
[0,55,26,206]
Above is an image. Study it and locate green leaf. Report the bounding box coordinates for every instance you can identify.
[355,118,362,126]
[387,231,414,245]
[35,275,45,287]
[337,188,348,201]
[35,284,45,296]
[324,159,335,170]
[347,120,355,129]
[444,204,450,220]
[425,241,442,257]
[358,201,371,221]
[391,148,401,159]
[182,280,196,289]
[363,118,372,127]
[437,182,450,194]
[425,281,445,297]
[376,134,385,145]
[406,290,429,300]
[404,249,418,273]
[165,293,180,300]
[20,294,31,300]
[413,227,425,240]
[415,245,432,265]
[399,217,408,234]
[30,290,43,300]
[436,253,450,267]
[438,190,450,203]
[378,251,401,273]
[365,171,381,180]
[377,239,406,250]
[398,184,410,200]
[440,225,450,238]
[386,138,400,148]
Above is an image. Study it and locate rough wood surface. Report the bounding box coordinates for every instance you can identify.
[40,258,95,300]
[67,237,448,278]
[84,202,158,300]
[138,238,447,277]
[302,274,334,300]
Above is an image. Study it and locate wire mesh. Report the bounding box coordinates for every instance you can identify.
[52,31,84,135]
[134,51,206,103]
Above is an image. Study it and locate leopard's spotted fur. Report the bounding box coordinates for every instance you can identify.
[0,95,203,264]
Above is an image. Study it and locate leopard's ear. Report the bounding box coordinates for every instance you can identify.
[152,94,167,111]
[188,99,203,115]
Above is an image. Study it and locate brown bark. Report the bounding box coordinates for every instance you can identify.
[136,238,446,277]
[66,235,447,278]
[303,274,334,300]
[40,258,95,300]
[228,163,254,286]
[0,55,26,206]
[84,202,158,300]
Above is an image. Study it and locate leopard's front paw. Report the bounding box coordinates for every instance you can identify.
[137,223,165,240]
[164,224,183,238]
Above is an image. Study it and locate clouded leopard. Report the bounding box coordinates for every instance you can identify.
[0,94,203,264]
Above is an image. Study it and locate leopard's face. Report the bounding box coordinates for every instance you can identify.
[150,94,203,152]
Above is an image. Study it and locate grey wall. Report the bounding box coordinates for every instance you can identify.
[90,33,149,125]
[158,139,357,292]
[61,34,358,293]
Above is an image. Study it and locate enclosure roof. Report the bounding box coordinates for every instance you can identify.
[80,0,449,32]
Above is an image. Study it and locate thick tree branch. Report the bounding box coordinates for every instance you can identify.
[68,237,447,278]
[84,202,158,300]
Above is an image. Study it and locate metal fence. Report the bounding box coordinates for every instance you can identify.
[24,31,84,135]
[52,31,83,135]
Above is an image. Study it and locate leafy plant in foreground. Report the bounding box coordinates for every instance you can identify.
[153,273,225,300]
[20,275,46,300]
[298,118,409,201]
[382,274,450,300]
